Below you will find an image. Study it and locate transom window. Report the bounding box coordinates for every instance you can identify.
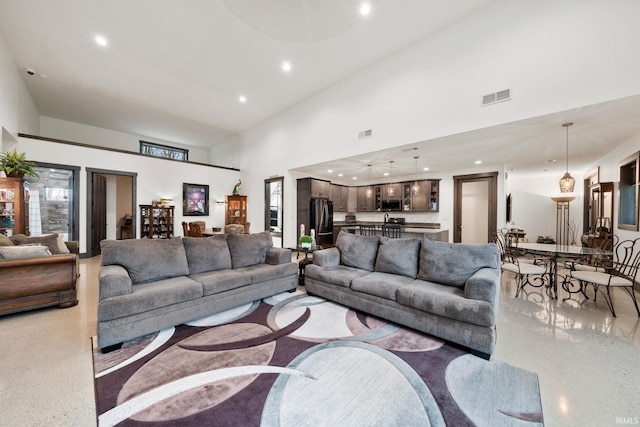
[140,141,188,161]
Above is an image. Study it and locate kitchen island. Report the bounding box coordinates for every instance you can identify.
[335,222,449,242]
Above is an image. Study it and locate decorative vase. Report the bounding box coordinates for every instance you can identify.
[301,242,311,249]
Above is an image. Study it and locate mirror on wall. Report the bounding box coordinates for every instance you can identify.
[265,177,283,248]
[618,152,639,231]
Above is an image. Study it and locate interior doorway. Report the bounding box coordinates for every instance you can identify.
[453,172,498,243]
[86,168,137,257]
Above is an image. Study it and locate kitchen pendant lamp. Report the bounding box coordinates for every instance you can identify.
[365,164,373,198]
[559,122,576,193]
[412,156,420,195]
[387,161,395,197]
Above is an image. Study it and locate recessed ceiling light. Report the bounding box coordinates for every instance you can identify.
[545,159,556,163]
[281,61,292,72]
[95,35,108,47]
[359,2,372,16]
[338,173,343,177]
[423,167,429,171]
[327,169,333,173]
[384,172,389,176]
[475,160,482,165]
[352,176,357,180]
[238,95,247,103]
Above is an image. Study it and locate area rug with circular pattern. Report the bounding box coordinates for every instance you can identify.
[93,291,544,426]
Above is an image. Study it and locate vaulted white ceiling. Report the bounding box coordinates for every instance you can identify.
[0,0,494,145]
[1,0,638,181]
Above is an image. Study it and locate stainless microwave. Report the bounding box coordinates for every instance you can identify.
[381,200,402,211]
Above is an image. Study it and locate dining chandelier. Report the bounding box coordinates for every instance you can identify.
[559,122,575,193]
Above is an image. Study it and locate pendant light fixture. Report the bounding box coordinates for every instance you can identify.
[365,164,373,198]
[559,122,576,193]
[387,161,395,197]
[411,156,420,195]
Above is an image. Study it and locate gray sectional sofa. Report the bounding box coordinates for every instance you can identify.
[304,231,501,358]
[98,232,297,350]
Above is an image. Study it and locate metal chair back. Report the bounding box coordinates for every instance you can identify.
[382,224,401,238]
[359,224,377,236]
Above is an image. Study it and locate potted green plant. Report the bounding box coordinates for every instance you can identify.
[299,235,313,249]
[0,149,39,178]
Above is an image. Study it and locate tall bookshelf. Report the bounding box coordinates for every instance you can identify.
[0,177,29,237]
[225,195,248,232]
[139,205,174,239]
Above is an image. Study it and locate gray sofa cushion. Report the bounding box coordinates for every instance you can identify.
[100,237,190,284]
[374,237,421,278]
[182,235,232,274]
[351,272,415,301]
[226,231,273,268]
[397,280,496,327]
[418,239,500,286]
[335,231,379,272]
[190,269,252,296]
[98,275,203,321]
[305,264,370,288]
[234,262,297,284]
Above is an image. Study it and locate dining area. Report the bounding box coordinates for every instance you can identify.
[495,229,640,318]
[181,221,245,237]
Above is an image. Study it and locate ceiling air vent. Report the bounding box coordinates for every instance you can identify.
[482,89,511,106]
[358,129,373,139]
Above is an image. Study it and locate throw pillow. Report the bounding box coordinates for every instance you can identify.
[417,238,500,286]
[0,245,52,260]
[226,231,273,268]
[182,235,232,274]
[335,231,379,272]
[100,237,190,284]
[9,233,70,254]
[374,237,421,278]
[0,234,14,246]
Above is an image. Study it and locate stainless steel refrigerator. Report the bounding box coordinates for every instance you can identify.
[310,198,333,247]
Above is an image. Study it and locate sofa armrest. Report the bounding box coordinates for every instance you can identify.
[464,267,500,303]
[99,265,133,301]
[312,247,340,267]
[266,247,292,265]
[64,241,79,254]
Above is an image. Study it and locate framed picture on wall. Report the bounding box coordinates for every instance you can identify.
[183,183,209,216]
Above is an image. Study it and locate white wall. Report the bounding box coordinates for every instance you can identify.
[0,31,39,148]
[40,117,211,163]
[232,0,640,247]
[15,135,239,252]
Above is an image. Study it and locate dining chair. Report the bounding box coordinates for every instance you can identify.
[382,224,401,238]
[495,230,551,298]
[224,224,245,234]
[359,224,377,236]
[569,238,640,317]
[181,221,190,237]
[188,222,203,237]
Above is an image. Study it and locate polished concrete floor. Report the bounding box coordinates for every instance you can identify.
[1,256,639,426]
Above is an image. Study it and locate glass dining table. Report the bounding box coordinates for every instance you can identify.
[514,242,613,299]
